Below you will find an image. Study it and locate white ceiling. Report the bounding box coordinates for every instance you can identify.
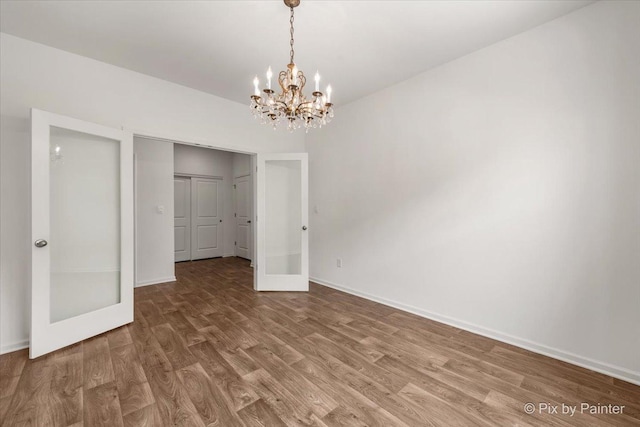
[0,0,594,106]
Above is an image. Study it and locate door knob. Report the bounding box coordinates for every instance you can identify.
[302,226,308,231]
[247,220,251,224]
[34,239,48,248]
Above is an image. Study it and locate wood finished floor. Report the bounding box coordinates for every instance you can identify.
[1,257,639,427]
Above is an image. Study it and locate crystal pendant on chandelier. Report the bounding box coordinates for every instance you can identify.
[250,0,334,132]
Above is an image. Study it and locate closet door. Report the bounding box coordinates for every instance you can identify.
[174,176,191,262]
[191,177,223,260]
[30,108,134,358]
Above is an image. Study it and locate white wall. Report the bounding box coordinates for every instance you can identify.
[0,33,304,353]
[134,137,175,287]
[306,1,640,384]
[0,34,304,154]
[233,152,252,178]
[174,144,236,257]
[0,116,30,353]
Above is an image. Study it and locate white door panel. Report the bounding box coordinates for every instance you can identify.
[174,177,191,262]
[234,175,251,260]
[30,108,133,359]
[255,153,308,291]
[191,178,223,260]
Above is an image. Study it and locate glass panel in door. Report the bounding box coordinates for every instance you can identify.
[265,159,302,275]
[31,108,133,359]
[49,127,121,322]
[256,153,308,291]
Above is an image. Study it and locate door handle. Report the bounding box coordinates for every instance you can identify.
[302,226,308,231]
[247,220,251,224]
[34,239,48,248]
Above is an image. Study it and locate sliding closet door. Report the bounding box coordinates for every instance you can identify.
[30,108,133,358]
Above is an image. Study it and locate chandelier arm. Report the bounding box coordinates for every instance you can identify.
[278,70,288,93]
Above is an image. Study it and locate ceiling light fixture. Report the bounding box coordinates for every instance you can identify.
[250,0,334,132]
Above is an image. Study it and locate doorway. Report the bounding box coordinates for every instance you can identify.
[172,143,254,265]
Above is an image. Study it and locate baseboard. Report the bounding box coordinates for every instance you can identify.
[310,276,640,386]
[135,276,176,288]
[0,339,29,355]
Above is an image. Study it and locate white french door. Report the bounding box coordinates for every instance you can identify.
[30,109,134,358]
[255,153,308,291]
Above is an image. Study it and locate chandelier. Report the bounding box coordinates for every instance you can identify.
[250,0,334,132]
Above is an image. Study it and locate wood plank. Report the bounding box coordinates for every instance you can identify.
[122,404,164,427]
[189,340,260,411]
[236,318,305,366]
[291,357,410,427]
[0,374,20,399]
[49,351,83,426]
[143,364,206,426]
[151,323,198,370]
[0,396,11,425]
[299,318,384,363]
[84,382,125,427]
[305,332,408,393]
[398,382,492,426]
[164,311,207,347]
[110,343,155,416]
[84,336,116,389]
[237,398,287,427]
[245,343,339,418]
[175,362,244,426]
[107,326,134,349]
[242,368,326,427]
[0,356,54,426]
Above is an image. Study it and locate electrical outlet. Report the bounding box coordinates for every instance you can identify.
[336,258,342,268]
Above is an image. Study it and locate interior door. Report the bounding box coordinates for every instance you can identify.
[255,153,308,291]
[191,177,223,260]
[30,108,133,359]
[174,176,191,262]
[234,175,251,260]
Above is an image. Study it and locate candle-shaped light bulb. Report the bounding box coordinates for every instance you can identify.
[253,76,260,96]
[292,65,298,86]
[326,85,332,103]
[55,146,61,153]
[314,71,320,92]
[266,66,273,90]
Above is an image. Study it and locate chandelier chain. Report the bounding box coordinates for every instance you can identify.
[289,7,295,64]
